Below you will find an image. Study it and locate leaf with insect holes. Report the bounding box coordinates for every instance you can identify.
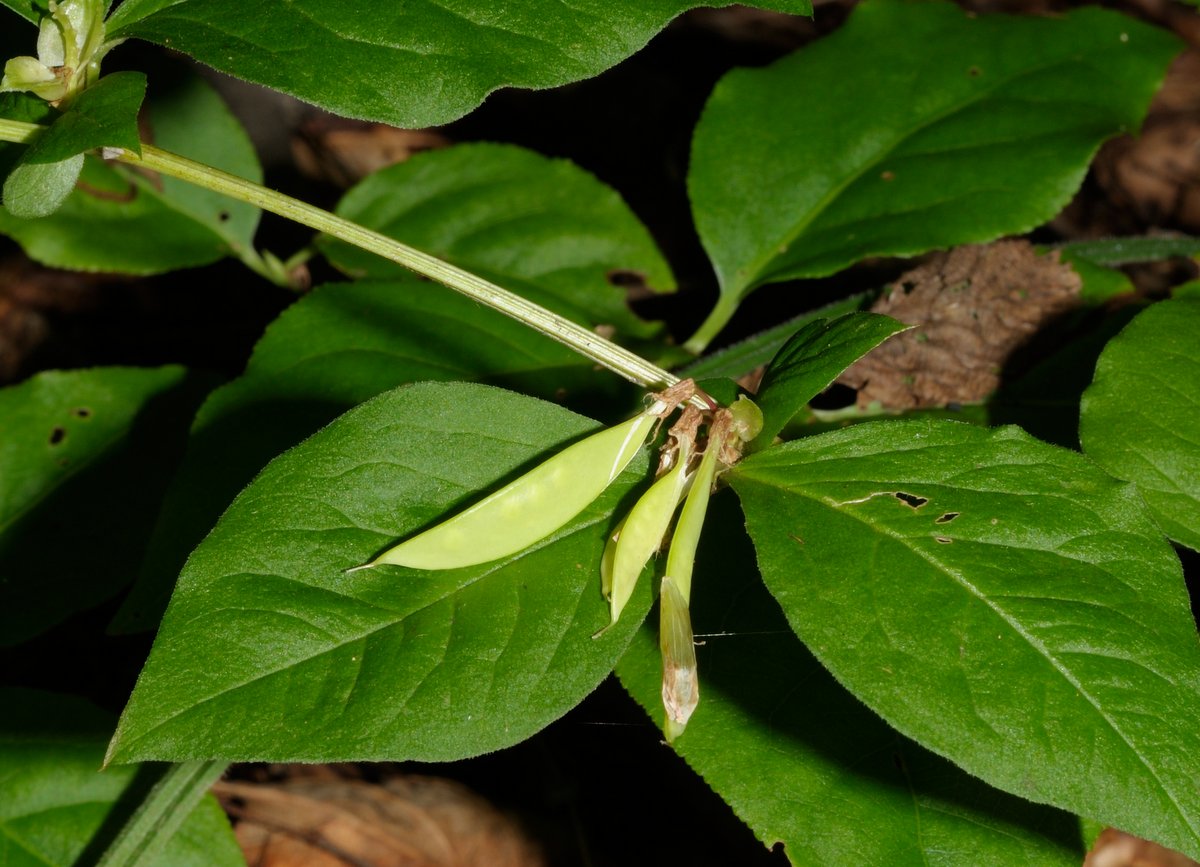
[320,142,675,342]
[107,382,654,764]
[0,366,213,646]
[730,419,1200,859]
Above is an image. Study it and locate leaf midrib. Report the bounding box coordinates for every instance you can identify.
[733,470,1200,844]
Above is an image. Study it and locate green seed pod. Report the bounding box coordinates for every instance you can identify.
[660,575,699,742]
[599,515,625,603]
[662,438,721,604]
[360,411,657,571]
[607,443,692,625]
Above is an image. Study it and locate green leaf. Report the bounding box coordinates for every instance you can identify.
[320,142,674,342]
[730,419,1200,858]
[616,497,1082,866]
[0,366,212,646]
[0,0,40,25]
[107,382,653,764]
[1059,251,1135,303]
[0,70,261,273]
[686,0,1181,349]
[753,312,908,446]
[0,689,244,867]
[2,152,82,217]
[1,72,145,218]
[1080,297,1200,551]
[1059,235,1200,266]
[18,71,145,163]
[111,278,629,633]
[105,0,812,129]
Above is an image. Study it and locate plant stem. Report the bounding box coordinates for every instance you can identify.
[684,293,740,355]
[0,117,695,399]
[93,760,229,867]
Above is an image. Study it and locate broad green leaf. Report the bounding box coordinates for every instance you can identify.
[107,382,653,764]
[1080,297,1200,551]
[0,70,261,272]
[321,142,673,342]
[686,0,1181,349]
[105,0,812,129]
[753,312,907,446]
[730,419,1200,858]
[111,276,635,634]
[0,689,244,867]
[1,71,144,218]
[617,497,1082,866]
[0,366,212,646]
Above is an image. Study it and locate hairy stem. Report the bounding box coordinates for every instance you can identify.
[0,117,699,400]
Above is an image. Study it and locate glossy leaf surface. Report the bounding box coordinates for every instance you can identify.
[731,419,1200,858]
[0,689,243,867]
[617,497,1082,866]
[105,0,812,128]
[752,312,907,446]
[321,142,673,341]
[688,0,1180,346]
[108,383,652,763]
[0,366,211,645]
[0,71,260,272]
[1080,297,1200,550]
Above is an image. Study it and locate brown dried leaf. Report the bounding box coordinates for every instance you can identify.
[215,776,545,867]
[1077,51,1200,235]
[1085,828,1200,867]
[837,240,1081,409]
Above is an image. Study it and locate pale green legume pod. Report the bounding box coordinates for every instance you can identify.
[662,435,721,604]
[607,441,692,625]
[358,411,657,571]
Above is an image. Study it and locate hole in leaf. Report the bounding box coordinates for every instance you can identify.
[73,407,92,418]
[935,536,953,544]
[606,268,647,289]
[49,426,66,446]
[894,492,927,509]
[217,210,231,223]
[935,512,959,524]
